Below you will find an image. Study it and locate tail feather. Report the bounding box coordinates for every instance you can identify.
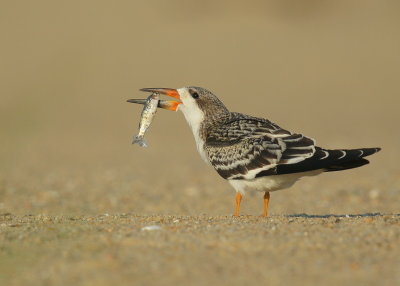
[276,147,381,174]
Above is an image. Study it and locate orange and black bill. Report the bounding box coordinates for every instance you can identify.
[140,88,180,100]
[127,99,180,111]
[127,88,181,111]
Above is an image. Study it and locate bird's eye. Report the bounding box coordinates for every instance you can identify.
[190,91,199,99]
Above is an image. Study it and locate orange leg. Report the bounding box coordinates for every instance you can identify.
[263,192,270,217]
[234,192,242,217]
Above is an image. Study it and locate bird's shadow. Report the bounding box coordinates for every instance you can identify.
[287,212,399,219]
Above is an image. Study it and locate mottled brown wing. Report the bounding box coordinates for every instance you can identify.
[205,116,316,180]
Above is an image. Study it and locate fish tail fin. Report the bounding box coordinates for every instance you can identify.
[132,136,148,148]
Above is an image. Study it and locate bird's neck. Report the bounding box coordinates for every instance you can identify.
[179,105,230,163]
[199,112,230,140]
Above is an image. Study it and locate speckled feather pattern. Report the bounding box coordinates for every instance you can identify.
[202,113,316,180]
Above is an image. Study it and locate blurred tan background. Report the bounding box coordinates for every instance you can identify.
[1,2,400,286]
[0,0,399,216]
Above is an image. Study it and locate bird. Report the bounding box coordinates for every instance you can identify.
[130,87,381,217]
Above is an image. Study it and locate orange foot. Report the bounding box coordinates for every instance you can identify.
[263,192,270,217]
[234,192,242,217]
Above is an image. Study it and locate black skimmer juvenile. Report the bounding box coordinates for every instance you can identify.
[129,87,381,217]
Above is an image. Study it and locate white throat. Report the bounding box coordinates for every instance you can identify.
[177,88,209,164]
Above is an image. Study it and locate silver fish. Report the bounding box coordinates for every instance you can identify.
[131,93,159,147]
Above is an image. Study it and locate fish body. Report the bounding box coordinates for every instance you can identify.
[132,93,159,147]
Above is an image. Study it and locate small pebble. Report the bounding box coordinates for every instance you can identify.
[368,189,380,200]
[141,225,162,231]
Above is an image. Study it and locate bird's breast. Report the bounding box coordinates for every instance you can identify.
[191,126,210,164]
[179,104,210,164]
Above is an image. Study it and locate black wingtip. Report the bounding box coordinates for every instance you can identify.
[363,147,382,157]
[325,158,370,172]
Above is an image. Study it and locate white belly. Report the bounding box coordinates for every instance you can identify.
[228,170,322,195]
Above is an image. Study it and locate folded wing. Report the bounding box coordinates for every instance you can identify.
[205,114,316,180]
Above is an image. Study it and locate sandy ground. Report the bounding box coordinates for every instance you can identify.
[1,214,399,286]
[1,1,400,285]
